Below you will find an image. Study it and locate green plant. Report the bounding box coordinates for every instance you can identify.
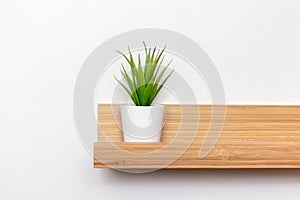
[114,42,174,106]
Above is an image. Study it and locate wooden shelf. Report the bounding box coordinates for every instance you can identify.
[94,104,300,169]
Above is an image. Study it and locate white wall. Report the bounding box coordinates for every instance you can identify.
[1,0,300,199]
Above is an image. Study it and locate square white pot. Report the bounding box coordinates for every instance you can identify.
[120,104,165,142]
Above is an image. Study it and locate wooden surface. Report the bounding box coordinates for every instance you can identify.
[94,104,300,169]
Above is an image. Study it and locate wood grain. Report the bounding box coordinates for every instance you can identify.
[94,104,300,169]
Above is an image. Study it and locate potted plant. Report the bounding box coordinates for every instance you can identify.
[114,42,174,142]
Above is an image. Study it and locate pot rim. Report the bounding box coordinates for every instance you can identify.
[120,104,165,108]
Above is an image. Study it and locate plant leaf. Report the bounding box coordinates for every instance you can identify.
[154,60,173,84]
[114,75,140,105]
[148,69,174,105]
[120,64,141,105]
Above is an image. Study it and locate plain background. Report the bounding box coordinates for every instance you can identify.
[1,0,300,199]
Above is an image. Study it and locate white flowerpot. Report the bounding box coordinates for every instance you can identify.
[120,104,165,142]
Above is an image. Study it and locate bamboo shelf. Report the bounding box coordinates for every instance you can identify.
[94,104,300,169]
